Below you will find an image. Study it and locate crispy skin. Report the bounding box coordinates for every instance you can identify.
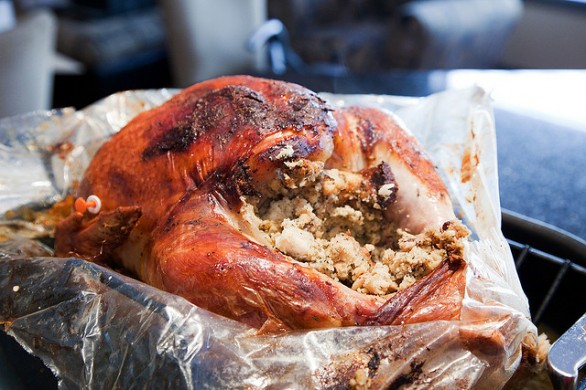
[330,107,455,233]
[55,206,141,265]
[54,75,464,330]
[364,257,466,326]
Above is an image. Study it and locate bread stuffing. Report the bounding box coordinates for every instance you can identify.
[240,162,469,297]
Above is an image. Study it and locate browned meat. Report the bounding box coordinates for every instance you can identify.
[54,206,141,265]
[54,75,466,331]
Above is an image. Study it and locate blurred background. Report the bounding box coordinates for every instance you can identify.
[1,0,585,112]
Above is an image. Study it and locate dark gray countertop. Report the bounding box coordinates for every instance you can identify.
[495,107,586,241]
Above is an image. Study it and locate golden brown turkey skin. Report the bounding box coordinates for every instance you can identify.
[55,75,465,331]
[330,106,455,233]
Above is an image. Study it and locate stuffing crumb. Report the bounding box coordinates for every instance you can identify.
[275,221,316,261]
[241,159,469,296]
[377,183,396,201]
[536,333,552,364]
[349,368,371,389]
[273,144,295,160]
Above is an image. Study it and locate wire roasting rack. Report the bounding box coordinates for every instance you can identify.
[501,209,586,334]
[502,209,586,390]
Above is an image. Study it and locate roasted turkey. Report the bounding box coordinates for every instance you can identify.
[55,75,469,332]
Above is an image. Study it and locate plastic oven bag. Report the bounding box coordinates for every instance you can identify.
[0,86,542,389]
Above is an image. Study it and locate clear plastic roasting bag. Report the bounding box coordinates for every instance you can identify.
[0,86,542,389]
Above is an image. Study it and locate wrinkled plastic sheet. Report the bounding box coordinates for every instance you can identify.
[0,87,537,389]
